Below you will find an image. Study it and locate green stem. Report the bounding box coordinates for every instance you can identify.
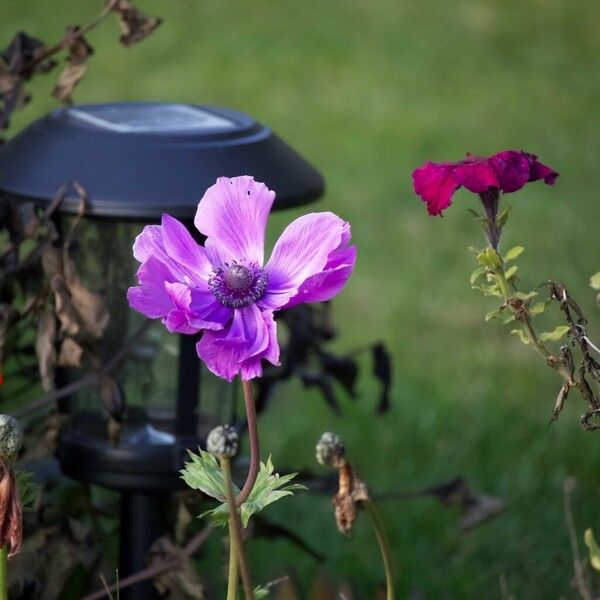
[362,499,395,600]
[221,457,254,600]
[226,523,239,600]
[0,546,8,600]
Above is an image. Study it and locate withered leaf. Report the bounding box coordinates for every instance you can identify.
[57,337,83,368]
[40,246,63,280]
[62,254,109,339]
[52,27,93,105]
[110,0,162,46]
[373,342,392,413]
[1,32,55,75]
[150,537,205,599]
[0,32,55,131]
[98,374,125,422]
[35,309,56,392]
[51,274,80,337]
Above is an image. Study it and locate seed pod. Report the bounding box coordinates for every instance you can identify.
[206,425,239,459]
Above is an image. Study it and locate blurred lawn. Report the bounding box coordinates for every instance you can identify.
[3,1,600,598]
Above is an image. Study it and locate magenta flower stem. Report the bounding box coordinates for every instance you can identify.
[236,379,260,506]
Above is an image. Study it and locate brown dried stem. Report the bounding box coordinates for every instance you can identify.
[80,525,213,600]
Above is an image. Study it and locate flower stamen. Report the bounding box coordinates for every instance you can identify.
[209,261,268,308]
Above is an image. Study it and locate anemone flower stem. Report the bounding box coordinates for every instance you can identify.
[226,522,239,600]
[236,380,260,506]
[361,499,395,600]
[221,457,254,600]
[0,546,8,600]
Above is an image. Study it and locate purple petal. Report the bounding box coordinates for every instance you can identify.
[163,282,230,334]
[261,213,352,310]
[196,304,279,382]
[452,156,499,193]
[132,218,211,286]
[283,237,356,309]
[160,214,213,281]
[523,152,559,185]
[412,162,460,216]
[194,176,275,266]
[127,256,176,319]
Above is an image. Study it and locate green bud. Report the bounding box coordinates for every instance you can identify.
[206,425,239,459]
[316,432,346,469]
[0,415,23,463]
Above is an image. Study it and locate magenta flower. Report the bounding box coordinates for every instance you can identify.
[412,150,558,217]
[127,176,356,382]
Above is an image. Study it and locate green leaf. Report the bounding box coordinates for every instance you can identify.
[511,329,530,345]
[485,307,515,324]
[504,265,518,280]
[540,325,571,342]
[472,284,502,298]
[180,449,226,502]
[529,302,546,316]
[585,529,600,571]
[496,206,511,228]
[590,272,600,291]
[512,291,538,301]
[16,471,39,511]
[198,457,306,527]
[470,266,486,285]
[477,248,502,270]
[504,246,524,262]
[255,586,270,599]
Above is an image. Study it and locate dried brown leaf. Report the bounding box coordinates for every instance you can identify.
[57,337,84,368]
[110,0,162,46]
[52,27,93,105]
[35,309,56,392]
[63,255,109,339]
[51,274,80,337]
[150,537,205,599]
[41,246,63,280]
[98,374,125,421]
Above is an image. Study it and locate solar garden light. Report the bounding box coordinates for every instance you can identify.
[0,102,324,599]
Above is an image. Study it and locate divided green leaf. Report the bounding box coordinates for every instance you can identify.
[182,451,305,528]
[16,471,39,510]
[470,266,486,285]
[504,265,518,280]
[529,302,546,316]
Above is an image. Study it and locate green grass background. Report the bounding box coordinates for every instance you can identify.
[3,1,600,598]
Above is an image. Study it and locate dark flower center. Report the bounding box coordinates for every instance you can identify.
[209,262,268,308]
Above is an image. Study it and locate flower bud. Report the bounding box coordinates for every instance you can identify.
[206,425,239,459]
[0,415,23,463]
[316,431,346,469]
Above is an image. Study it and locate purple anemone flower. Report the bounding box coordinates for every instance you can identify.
[412,150,558,216]
[127,176,356,382]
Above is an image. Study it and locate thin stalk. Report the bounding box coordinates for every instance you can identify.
[362,499,395,600]
[236,379,260,506]
[226,502,239,600]
[0,546,8,600]
[221,457,254,600]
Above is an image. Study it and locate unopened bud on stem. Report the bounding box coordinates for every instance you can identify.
[0,415,23,464]
[206,425,239,459]
[316,432,346,469]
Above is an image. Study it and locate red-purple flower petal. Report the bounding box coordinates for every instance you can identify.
[488,150,532,193]
[194,176,275,266]
[412,162,459,216]
[524,152,559,185]
[452,156,499,194]
[261,213,353,310]
[196,304,279,381]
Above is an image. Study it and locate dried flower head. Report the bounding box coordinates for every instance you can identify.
[0,415,23,464]
[206,425,239,459]
[128,176,356,382]
[316,432,346,469]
